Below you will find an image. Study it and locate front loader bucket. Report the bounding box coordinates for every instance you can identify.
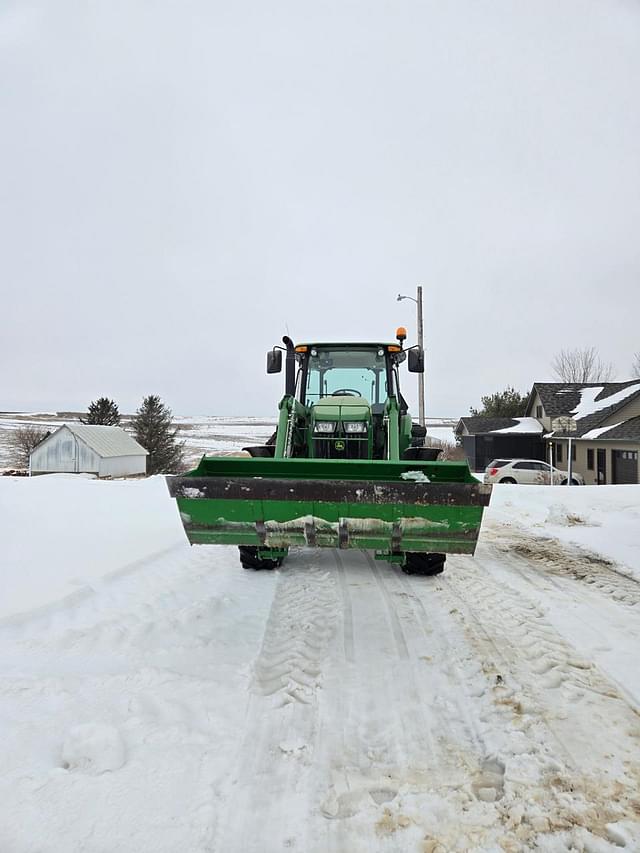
[167,457,491,555]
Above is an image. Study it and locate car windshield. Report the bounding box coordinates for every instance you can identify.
[304,347,388,406]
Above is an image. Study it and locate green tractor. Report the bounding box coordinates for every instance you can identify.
[167,331,491,575]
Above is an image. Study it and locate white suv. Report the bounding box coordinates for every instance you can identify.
[484,459,584,485]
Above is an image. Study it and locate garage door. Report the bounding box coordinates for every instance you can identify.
[612,450,638,484]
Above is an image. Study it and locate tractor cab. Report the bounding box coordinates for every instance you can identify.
[297,343,405,459]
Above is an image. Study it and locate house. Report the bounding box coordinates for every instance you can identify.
[525,382,640,485]
[30,424,148,478]
[455,417,546,472]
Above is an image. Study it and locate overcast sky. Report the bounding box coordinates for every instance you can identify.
[2,0,639,417]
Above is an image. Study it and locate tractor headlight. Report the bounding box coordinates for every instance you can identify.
[314,421,336,434]
[345,422,366,434]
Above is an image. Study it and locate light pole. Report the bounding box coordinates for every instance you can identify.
[397,286,425,427]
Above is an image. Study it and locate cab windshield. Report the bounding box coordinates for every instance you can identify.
[303,347,389,406]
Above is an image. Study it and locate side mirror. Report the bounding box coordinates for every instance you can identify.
[408,347,424,373]
[266,348,282,374]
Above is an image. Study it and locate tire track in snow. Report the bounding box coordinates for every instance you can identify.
[391,566,500,761]
[435,554,640,846]
[478,540,640,709]
[332,550,354,664]
[448,554,628,705]
[318,552,640,851]
[315,550,409,826]
[213,549,339,853]
[364,552,495,770]
[487,527,640,609]
[318,551,541,850]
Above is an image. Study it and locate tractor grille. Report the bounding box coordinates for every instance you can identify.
[313,434,369,459]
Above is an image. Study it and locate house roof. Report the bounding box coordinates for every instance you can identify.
[583,417,640,441]
[456,417,543,436]
[531,381,640,417]
[530,381,640,438]
[61,424,148,457]
[578,416,640,442]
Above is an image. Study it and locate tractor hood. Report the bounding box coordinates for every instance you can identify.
[312,395,370,422]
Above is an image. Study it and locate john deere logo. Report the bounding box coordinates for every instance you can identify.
[334,440,345,451]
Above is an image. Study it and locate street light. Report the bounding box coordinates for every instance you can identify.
[397,286,425,427]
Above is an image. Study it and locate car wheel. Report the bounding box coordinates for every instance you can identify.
[570,477,581,485]
[499,477,516,484]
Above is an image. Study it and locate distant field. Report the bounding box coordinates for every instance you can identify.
[0,412,457,470]
[0,413,276,469]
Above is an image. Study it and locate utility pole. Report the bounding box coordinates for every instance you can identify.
[397,286,426,427]
[416,285,425,428]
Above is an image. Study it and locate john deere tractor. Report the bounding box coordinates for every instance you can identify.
[167,331,491,575]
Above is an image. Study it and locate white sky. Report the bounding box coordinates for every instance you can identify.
[2,0,639,417]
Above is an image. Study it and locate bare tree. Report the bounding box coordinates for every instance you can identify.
[9,425,49,469]
[551,347,615,383]
[632,352,640,379]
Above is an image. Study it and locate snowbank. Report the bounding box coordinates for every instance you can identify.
[0,475,185,621]
[484,484,640,580]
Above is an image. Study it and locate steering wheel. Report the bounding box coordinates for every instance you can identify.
[332,389,360,397]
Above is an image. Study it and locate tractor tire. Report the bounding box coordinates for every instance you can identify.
[238,546,283,571]
[401,552,446,576]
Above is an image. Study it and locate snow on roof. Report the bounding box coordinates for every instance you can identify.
[490,417,544,435]
[570,383,640,421]
[63,424,148,457]
[580,422,625,440]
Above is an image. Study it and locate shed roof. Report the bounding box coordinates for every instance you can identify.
[61,424,148,457]
[456,417,543,436]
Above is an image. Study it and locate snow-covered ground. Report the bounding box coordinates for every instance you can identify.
[1,475,639,852]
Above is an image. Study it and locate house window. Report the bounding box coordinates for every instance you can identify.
[571,443,576,461]
[556,444,563,463]
[587,449,594,470]
[536,405,543,418]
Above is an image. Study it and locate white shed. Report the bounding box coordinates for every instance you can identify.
[30,424,148,478]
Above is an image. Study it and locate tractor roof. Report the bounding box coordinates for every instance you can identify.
[298,342,397,349]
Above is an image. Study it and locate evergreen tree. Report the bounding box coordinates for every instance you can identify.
[82,397,121,426]
[470,386,529,418]
[132,395,184,475]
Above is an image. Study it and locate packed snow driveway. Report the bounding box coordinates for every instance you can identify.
[0,477,639,852]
